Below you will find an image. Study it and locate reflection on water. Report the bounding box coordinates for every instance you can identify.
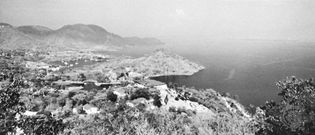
[225,68,236,81]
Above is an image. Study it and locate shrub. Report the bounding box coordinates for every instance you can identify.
[192,113,257,135]
[0,85,25,134]
[72,93,88,105]
[107,91,118,102]
[0,62,26,134]
[94,72,110,83]
[260,76,315,135]
[18,114,66,135]
[62,104,198,135]
[130,88,152,100]
[57,97,66,107]
[77,73,86,82]
[153,95,162,107]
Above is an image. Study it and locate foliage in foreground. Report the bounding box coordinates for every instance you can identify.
[0,56,66,135]
[0,59,26,134]
[61,103,258,135]
[260,76,315,135]
[3,50,315,135]
[0,53,257,135]
[18,114,66,135]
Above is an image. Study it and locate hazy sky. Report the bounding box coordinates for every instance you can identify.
[1,0,315,41]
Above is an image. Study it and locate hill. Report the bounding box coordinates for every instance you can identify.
[0,23,164,51]
[49,24,126,46]
[0,49,260,135]
[0,25,45,50]
[72,49,205,77]
[131,49,205,76]
[17,25,52,36]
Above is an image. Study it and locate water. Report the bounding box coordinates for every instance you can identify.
[117,40,315,106]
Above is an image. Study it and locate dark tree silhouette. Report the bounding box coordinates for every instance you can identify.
[261,76,315,135]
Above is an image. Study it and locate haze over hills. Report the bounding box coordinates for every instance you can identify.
[17,25,53,36]
[0,23,43,50]
[0,23,164,51]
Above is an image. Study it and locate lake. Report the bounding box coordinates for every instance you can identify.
[116,40,315,106]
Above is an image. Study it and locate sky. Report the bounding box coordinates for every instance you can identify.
[1,0,315,42]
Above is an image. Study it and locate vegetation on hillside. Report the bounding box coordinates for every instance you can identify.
[1,49,315,135]
[259,76,315,135]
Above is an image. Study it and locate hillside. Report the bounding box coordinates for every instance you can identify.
[0,23,164,51]
[49,24,126,46]
[17,25,52,36]
[0,25,45,50]
[0,49,259,135]
[131,49,205,76]
[72,49,205,78]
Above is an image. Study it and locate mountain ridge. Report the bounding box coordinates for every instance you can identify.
[0,23,164,51]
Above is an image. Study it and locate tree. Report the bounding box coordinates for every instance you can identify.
[107,91,118,102]
[77,73,86,82]
[130,88,152,100]
[0,83,25,134]
[18,114,66,135]
[94,72,110,83]
[1,54,66,134]
[261,76,315,135]
[0,61,26,134]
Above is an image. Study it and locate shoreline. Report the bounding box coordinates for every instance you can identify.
[148,67,205,78]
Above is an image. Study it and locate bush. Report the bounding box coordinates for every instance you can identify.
[0,85,25,134]
[192,113,257,135]
[94,72,110,83]
[260,76,315,135]
[153,95,162,107]
[72,93,88,105]
[107,91,118,102]
[0,62,26,134]
[63,108,198,135]
[18,114,66,135]
[130,88,152,100]
[77,73,86,82]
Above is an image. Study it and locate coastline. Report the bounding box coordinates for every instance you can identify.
[148,66,205,78]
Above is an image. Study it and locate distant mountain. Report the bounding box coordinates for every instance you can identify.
[124,37,164,46]
[0,23,13,28]
[17,25,52,36]
[0,23,164,51]
[0,24,45,50]
[50,24,126,46]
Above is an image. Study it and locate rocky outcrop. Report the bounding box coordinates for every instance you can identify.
[131,49,204,76]
[93,49,204,77]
